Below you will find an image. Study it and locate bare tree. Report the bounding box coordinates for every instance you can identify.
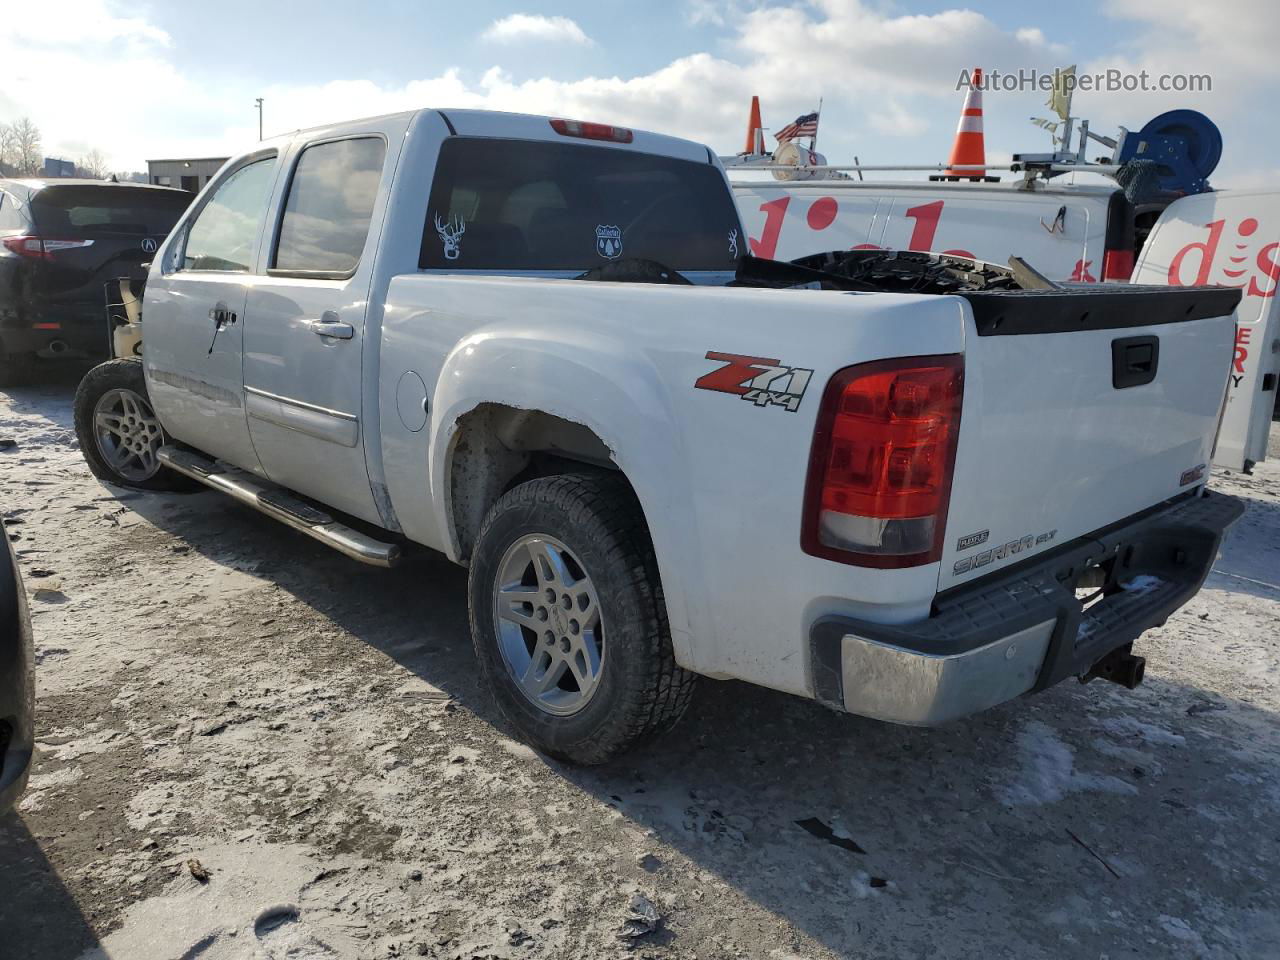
[79,148,110,179]
[7,117,42,175]
[0,123,16,170]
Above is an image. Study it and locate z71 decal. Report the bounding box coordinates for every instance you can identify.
[694,351,814,413]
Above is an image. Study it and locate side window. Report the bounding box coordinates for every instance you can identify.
[273,138,386,275]
[0,193,24,232]
[181,157,275,272]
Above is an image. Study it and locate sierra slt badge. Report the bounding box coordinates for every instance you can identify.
[694,351,814,413]
[952,528,1057,576]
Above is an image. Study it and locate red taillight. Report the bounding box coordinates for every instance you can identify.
[802,355,964,568]
[549,118,634,143]
[1102,248,1135,281]
[0,236,93,259]
[2,235,48,259]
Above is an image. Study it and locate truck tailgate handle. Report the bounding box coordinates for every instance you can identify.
[308,313,354,340]
[1112,335,1159,388]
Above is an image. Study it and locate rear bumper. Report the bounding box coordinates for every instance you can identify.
[1,303,108,358]
[809,489,1244,725]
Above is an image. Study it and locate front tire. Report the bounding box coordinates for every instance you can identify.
[468,474,695,764]
[73,359,190,491]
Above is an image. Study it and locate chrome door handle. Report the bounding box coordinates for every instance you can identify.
[308,319,354,340]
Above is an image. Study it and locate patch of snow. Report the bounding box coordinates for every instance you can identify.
[27,766,84,791]
[1121,575,1167,595]
[1098,716,1187,747]
[75,842,370,960]
[998,721,1139,806]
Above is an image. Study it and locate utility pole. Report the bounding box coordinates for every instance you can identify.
[254,98,264,141]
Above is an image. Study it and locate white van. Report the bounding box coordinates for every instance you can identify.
[1134,189,1280,472]
[735,179,1278,471]
[733,178,1156,283]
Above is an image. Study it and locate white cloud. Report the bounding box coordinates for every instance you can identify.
[482,14,592,46]
[3,0,1272,189]
[869,101,929,137]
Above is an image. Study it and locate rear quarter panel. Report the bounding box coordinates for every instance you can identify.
[379,276,965,697]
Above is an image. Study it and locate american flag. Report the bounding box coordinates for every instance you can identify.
[774,111,819,142]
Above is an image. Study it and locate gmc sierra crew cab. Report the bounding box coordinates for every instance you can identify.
[72,108,1244,764]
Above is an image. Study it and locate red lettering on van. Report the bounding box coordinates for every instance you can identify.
[749,197,790,260]
[1234,326,1251,375]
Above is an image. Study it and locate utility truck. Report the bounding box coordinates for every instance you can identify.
[731,109,1280,473]
[74,108,1243,763]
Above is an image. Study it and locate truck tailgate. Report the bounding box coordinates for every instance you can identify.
[938,284,1240,591]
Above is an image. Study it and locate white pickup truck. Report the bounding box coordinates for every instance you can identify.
[72,108,1244,764]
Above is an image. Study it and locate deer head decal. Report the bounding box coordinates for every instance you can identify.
[434,213,466,261]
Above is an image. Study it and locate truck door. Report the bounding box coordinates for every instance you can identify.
[143,153,280,471]
[1135,190,1280,471]
[242,125,400,524]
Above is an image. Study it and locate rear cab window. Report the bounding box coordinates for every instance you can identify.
[272,137,386,277]
[420,137,743,274]
[30,186,190,239]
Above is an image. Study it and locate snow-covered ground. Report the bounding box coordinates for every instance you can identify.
[1,370,1278,960]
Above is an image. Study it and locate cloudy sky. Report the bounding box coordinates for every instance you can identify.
[3,0,1276,186]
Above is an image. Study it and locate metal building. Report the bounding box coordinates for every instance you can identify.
[146,157,228,192]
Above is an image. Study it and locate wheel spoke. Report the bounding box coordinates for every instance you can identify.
[499,585,542,606]
[531,539,570,588]
[520,649,566,697]
[534,656,568,694]
[565,648,592,692]
[498,604,542,632]
[105,443,132,470]
[95,410,125,433]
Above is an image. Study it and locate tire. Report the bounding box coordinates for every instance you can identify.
[468,473,696,764]
[73,359,192,491]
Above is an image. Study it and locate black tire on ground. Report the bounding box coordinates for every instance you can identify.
[73,359,193,491]
[468,473,696,764]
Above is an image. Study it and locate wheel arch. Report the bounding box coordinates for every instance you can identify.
[426,336,707,670]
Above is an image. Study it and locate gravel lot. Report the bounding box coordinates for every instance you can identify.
[1,371,1278,960]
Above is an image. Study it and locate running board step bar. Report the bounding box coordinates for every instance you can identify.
[157,446,401,568]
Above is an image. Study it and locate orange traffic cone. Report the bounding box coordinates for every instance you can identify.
[943,68,987,180]
[744,96,764,155]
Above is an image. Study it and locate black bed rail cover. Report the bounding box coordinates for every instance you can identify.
[962,284,1242,336]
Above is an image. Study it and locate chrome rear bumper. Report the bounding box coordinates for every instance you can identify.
[809,490,1244,726]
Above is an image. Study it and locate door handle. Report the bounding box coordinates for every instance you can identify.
[1111,335,1159,388]
[208,304,237,325]
[308,318,354,340]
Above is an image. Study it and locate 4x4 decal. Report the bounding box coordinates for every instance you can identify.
[694,351,814,413]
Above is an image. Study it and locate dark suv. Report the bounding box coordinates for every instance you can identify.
[0,179,192,384]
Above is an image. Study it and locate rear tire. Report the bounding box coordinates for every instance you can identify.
[468,473,696,764]
[73,359,192,491]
